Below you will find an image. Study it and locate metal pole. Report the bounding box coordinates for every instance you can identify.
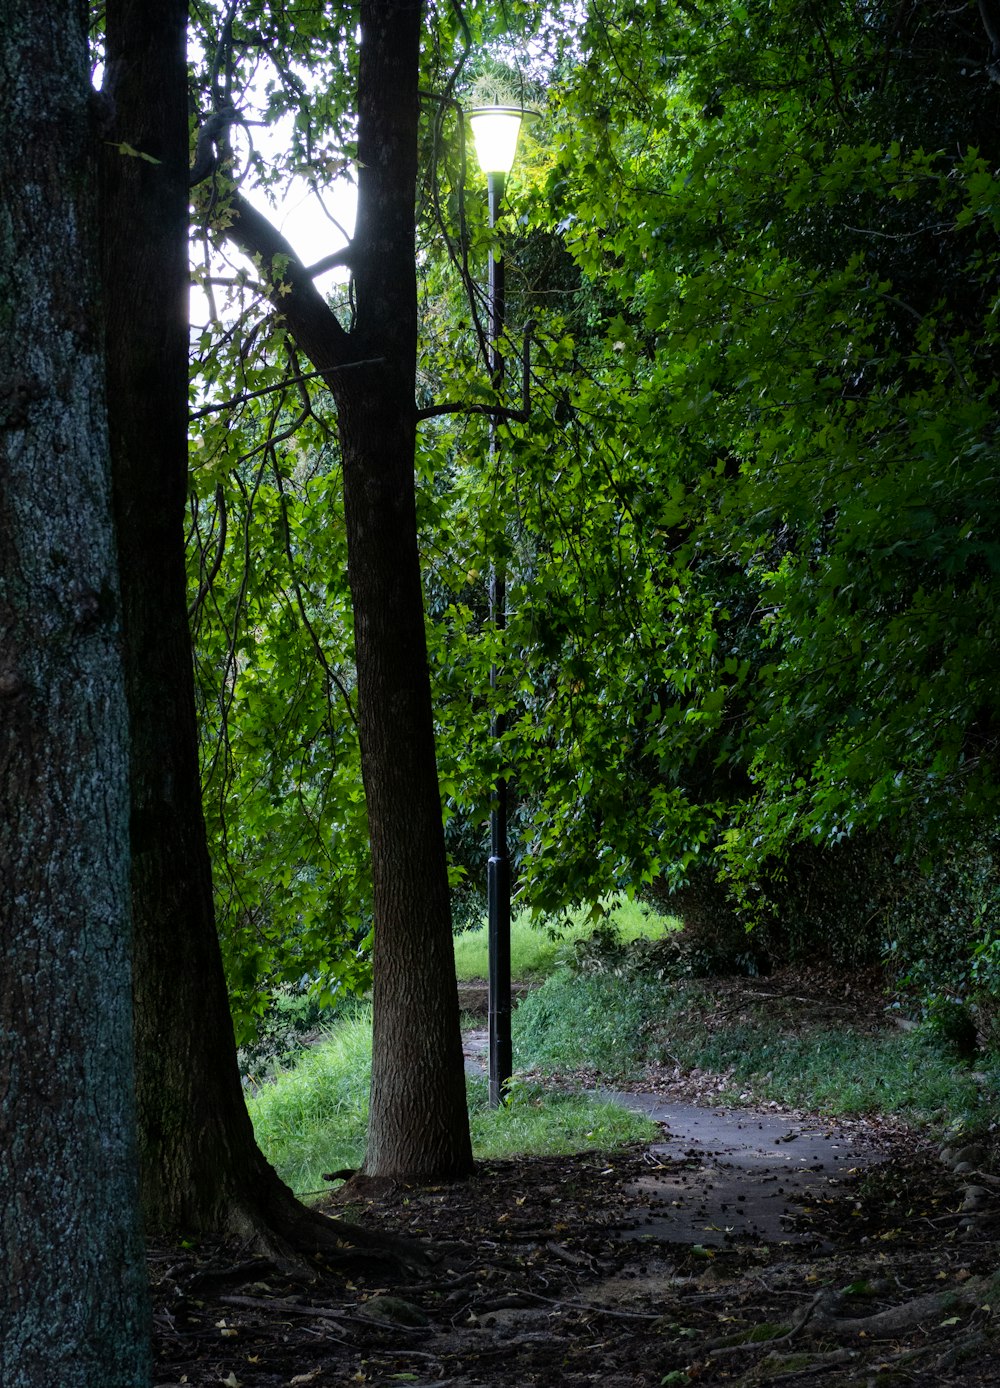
[486,170,512,1109]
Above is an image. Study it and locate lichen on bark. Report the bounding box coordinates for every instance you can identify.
[0,3,150,1384]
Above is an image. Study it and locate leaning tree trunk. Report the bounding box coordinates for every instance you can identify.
[0,5,149,1384]
[221,0,474,1181]
[98,0,428,1255]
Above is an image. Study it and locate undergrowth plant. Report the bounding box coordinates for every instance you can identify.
[665,1021,999,1131]
[514,970,668,1077]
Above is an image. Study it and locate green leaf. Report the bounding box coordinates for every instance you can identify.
[107,140,162,165]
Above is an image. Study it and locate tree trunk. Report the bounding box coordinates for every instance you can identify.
[98,0,428,1251]
[101,0,261,1238]
[341,379,474,1179]
[347,0,473,1180]
[220,0,474,1180]
[0,6,150,1384]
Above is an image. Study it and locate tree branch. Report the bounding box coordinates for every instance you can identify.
[219,191,355,375]
[190,359,385,422]
[416,400,530,423]
[189,105,241,186]
[187,485,227,622]
[305,247,354,278]
[416,321,535,423]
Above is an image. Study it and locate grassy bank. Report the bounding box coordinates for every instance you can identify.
[246,1002,658,1197]
[513,964,1000,1137]
[246,902,1000,1195]
[452,897,674,981]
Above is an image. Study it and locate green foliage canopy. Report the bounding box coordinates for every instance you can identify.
[186,0,1000,1029]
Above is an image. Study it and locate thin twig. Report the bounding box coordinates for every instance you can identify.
[271,447,360,731]
[515,1288,664,1321]
[190,358,383,420]
[416,321,534,423]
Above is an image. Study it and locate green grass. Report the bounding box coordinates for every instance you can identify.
[467,1077,657,1159]
[662,1018,1000,1132]
[246,1004,657,1196]
[246,1010,373,1193]
[510,968,1000,1136]
[452,897,675,982]
[514,969,669,1077]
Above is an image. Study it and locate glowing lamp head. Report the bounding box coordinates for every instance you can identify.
[467,105,527,176]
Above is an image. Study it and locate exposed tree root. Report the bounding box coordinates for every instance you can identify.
[794,1279,989,1341]
[325,1171,408,1204]
[927,1327,991,1373]
[211,1180,434,1279]
[752,1347,860,1383]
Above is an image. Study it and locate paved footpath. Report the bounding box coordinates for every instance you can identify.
[603,1090,883,1247]
[463,1029,884,1248]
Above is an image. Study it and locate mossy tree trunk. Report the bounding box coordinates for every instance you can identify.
[0,4,150,1383]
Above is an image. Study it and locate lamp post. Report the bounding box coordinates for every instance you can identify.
[467,104,528,1107]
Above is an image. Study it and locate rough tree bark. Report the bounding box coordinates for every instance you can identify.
[0,4,150,1384]
[101,0,263,1240]
[99,0,434,1253]
[219,0,474,1180]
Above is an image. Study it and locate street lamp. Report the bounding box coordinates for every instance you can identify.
[467,105,528,369]
[467,103,530,1107]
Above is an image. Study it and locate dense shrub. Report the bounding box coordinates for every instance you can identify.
[646,827,1000,1055]
[883,833,1000,1049]
[646,833,897,974]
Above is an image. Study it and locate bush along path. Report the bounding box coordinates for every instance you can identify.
[152,967,1000,1386]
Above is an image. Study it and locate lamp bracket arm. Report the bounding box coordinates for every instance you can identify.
[416,320,535,424]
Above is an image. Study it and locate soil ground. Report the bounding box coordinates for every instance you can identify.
[152,970,1000,1387]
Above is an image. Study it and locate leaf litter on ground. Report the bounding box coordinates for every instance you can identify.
[153,965,1000,1387]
